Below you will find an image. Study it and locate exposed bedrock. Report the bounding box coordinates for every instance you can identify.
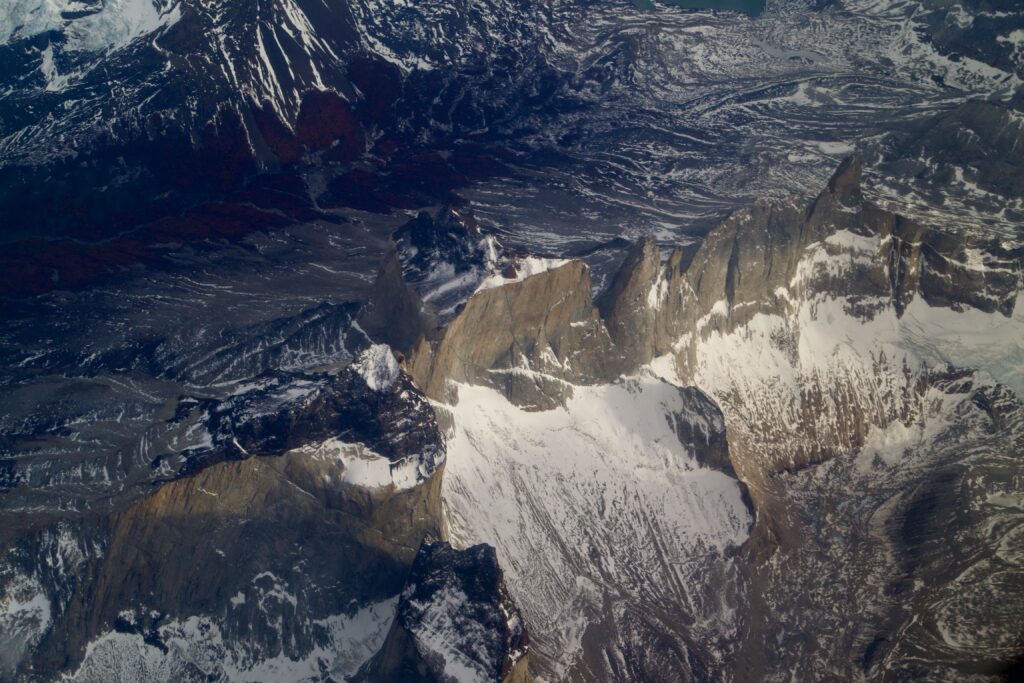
[407,259,623,410]
[357,541,530,683]
[3,158,1021,681]
[365,158,1020,473]
[35,453,443,680]
[358,159,1022,545]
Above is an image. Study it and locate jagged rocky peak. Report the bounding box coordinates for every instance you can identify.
[823,153,862,207]
[358,541,530,683]
[162,343,444,489]
[407,256,619,409]
[386,205,568,322]
[30,443,446,682]
[368,156,1021,478]
[597,156,1022,365]
[393,207,494,298]
[595,235,663,363]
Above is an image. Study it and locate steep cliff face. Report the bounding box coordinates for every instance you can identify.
[37,448,444,682]
[409,260,618,410]
[361,207,621,409]
[602,157,1018,380]
[590,157,1022,480]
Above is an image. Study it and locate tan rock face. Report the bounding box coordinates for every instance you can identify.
[358,248,439,355]
[410,260,622,409]
[29,448,445,675]
[398,158,1023,680]
[384,159,1018,555]
[9,159,1020,681]
[365,162,1020,483]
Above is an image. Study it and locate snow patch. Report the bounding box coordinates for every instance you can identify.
[2,0,180,52]
[899,293,1024,399]
[352,344,400,392]
[0,575,52,678]
[63,597,398,683]
[408,585,491,683]
[294,437,431,491]
[474,257,570,294]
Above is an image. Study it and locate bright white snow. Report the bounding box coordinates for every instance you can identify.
[292,437,426,491]
[63,597,397,683]
[474,257,570,294]
[442,377,751,678]
[2,0,180,52]
[352,344,400,392]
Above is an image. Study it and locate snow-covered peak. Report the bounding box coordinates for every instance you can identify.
[353,344,401,392]
[1,0,179,51]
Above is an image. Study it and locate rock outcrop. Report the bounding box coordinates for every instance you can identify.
[1,347,456,681]
[27,446,445,680]
[383,158,1023,680]
[164,344,443,484]
[408,259,620,410]
[358,542,530,683]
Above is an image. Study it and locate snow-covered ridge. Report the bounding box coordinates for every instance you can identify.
[671,213,1024,478]
[291,436,436,491]
[474,256,570,294]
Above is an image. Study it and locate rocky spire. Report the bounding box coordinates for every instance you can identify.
[826,154,862,205]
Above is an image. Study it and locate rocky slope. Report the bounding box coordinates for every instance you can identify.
[0,345,530,682]
[358,542,529,683]
[3,0,1022,301]
[1,0,1022,679]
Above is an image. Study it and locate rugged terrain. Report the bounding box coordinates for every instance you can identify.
[1,0,1023,681]
[3,157,1021,681]
[402,158,1024,680]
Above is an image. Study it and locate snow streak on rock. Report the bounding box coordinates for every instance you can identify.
[64,597,397,683]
